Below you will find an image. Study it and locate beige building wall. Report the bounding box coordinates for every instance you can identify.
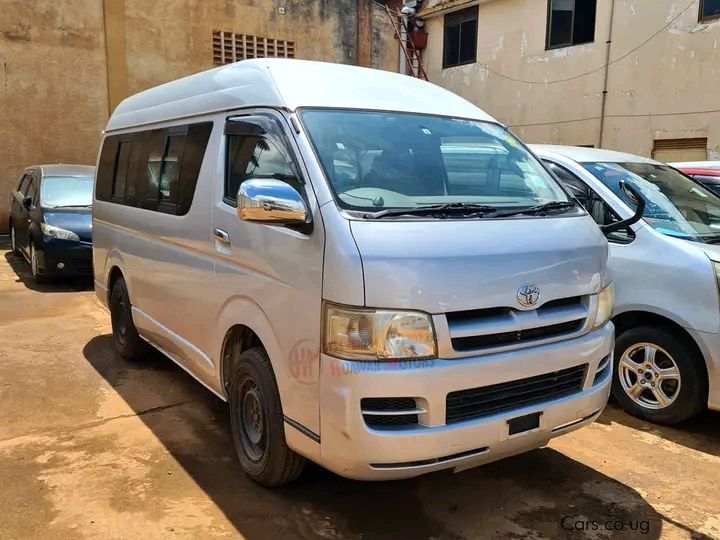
[0,0,109,231]
[422,0,720,159]
[0,0,399,232]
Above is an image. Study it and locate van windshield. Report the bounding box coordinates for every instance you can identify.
[300,110,570,214]
[583,162,720,243]
[41,176,94,208]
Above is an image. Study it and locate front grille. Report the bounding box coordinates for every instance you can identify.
[446,364,588,424]
[361,397,419,428]
[451,319,584,351]
[446,295,588,353]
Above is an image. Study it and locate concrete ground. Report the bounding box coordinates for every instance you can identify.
[0,239,718,540]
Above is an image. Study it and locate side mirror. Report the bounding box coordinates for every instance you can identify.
[22,196,32,210]
[237,178,308,225]
[600,181,646,235]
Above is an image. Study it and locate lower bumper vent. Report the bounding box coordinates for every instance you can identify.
[361,397,421,428]
[446,364,588,424]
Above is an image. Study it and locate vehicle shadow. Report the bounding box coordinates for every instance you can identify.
[597,403,720,459]
[82,334,673,539]
[1,239,93,293]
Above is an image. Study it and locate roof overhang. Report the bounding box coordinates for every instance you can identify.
[417,0,480,18]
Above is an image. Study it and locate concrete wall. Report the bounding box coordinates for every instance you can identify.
[423,0,720,158]
[0,0,399,232]
[0,0,109,230]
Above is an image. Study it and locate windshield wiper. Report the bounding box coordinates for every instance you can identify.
[483,201,578,219]
[54,204,92,208]
[363,203,498,220]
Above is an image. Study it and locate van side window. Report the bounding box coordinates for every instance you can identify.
[112,140,133,201]
[546,160,634,244]
[96,122,212,216]
[225,135,298,203]
[158,132,187,209]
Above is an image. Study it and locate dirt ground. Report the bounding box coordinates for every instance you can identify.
[0,239,719,540]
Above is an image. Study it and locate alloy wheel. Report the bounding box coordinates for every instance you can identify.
[618,342,681,410]
[10,226,16,253]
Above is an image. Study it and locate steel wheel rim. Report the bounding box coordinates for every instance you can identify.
[113,298,128,347]
[238,378,266,462]
[618,342,681,410]
[10,227,15,252]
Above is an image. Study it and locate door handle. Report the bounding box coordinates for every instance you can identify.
[213,228,230,244]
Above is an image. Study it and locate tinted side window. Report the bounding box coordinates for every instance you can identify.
[17,173,31,195]
[226,135,298,203]
[112,140,133,201]
[96,121,212,216]
[26,178,38,206]
[178,122,213,215]
[159,133,186,206]
[547,161,633,243]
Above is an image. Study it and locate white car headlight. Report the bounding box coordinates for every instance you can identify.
[593,283,615,329]
[323,303,437,361]
[41,223,79,241]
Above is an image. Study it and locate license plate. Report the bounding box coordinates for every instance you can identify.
[508,412,541,436]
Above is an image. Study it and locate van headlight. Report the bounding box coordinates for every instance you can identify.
[41,223,79,241]
[593,283,615,329]
[323,303,437,361]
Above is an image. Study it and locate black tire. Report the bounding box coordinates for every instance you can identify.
[612,326,707,425]
[29,242,47,283]
[109,277,149,361]
[9,224,19,255]
[228,346,306,486]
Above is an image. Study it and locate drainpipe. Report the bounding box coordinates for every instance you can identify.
[598,0,616,148]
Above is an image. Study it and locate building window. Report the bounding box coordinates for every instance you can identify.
[652,138,708,163]
[546,0,597,50]
[700,0,720,21]
[443,7,478,69]
[212,31,295,65]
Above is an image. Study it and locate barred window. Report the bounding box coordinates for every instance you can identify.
[212,31,295,65]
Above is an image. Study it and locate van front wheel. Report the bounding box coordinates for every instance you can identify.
[228,346,306,486]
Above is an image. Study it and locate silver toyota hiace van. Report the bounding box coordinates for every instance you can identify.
[93,59,615,486]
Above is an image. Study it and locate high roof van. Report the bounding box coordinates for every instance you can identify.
[93,59,615,486]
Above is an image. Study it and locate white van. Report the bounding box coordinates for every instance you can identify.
[533,145,720,424]
[93,59,615,486]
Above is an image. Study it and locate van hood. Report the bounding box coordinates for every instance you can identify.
[349,216,607,313]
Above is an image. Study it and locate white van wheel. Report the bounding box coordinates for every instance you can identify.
[228,346,306,486]
[612,326,706,424]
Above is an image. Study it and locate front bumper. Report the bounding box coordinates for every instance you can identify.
[317,323,613,480]
[37,237,93,277]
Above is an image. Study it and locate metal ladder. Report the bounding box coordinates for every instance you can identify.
[384,4,428,80]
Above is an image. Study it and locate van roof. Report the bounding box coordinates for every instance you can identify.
[106,59,496,132]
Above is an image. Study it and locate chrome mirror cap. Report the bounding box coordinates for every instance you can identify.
[237,178,308,225]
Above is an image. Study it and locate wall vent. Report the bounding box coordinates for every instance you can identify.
[212,31,295,65]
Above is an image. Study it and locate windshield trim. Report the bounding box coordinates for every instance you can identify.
[298,108,575,219]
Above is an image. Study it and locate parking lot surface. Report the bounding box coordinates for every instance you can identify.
[0,239,719,540]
